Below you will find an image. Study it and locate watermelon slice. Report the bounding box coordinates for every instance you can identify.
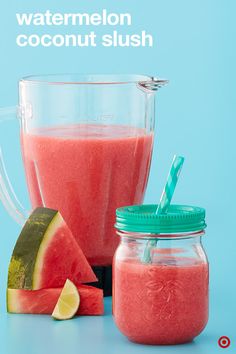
[7,285,104,315]
[8,208,97,289]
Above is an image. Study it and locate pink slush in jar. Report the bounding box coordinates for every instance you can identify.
[113,204,209,345]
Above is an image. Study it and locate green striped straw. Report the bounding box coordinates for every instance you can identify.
[142,155,185,263]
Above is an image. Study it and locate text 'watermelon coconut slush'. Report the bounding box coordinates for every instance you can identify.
[0,74,167,294]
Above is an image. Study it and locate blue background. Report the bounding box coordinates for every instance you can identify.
[0,1,235,353]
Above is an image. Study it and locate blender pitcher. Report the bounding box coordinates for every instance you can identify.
[0,74,167,294]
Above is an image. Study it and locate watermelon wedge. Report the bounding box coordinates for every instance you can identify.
[8,208,97,289]
[7,285,104,315]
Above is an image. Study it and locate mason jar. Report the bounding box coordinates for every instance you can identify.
[113,205,209,345]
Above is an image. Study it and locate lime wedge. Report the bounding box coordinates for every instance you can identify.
[52,279,80,320]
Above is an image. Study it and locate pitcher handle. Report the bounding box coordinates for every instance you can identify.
[0,106,29,225]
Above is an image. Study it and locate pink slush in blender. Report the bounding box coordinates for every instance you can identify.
[0,74,167,295]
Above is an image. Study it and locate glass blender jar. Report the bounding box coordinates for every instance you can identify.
[0,74,167,295]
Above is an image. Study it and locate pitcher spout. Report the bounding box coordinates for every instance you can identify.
[138,77,168,93]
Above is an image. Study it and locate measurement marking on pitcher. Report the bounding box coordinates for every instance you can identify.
[34,161,46,207]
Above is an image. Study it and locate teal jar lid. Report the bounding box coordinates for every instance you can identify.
[115,204,206,234]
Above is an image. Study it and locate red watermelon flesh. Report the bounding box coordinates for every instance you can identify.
[8,208,97,290]
[37,219,97,288]
[7,285,104,315]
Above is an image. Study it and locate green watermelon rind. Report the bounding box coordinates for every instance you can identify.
[8,208,62,289]
[7,289,19,313]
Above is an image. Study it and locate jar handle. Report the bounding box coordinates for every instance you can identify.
[0,106,29,225]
